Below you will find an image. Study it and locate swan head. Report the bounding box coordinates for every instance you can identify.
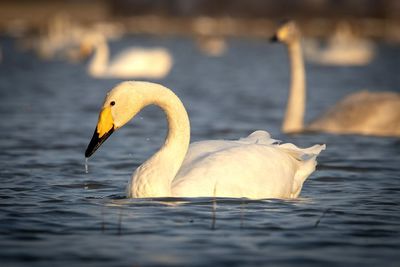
[270,20,300,44]
[85,81,146,157]
[79,32,105,56]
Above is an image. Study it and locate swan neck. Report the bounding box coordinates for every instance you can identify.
[89,38,108,76]
[283,40,306,133]
[130,85,190,197]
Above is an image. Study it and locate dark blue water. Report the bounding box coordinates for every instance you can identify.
[0,35,399,267]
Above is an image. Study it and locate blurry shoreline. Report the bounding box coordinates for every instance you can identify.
[0,0,399,42]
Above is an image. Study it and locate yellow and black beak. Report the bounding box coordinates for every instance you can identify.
[85,126,114,157]
[85,106,115,158]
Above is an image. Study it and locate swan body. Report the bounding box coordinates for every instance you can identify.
[82,33,173,79]
[303,38,374,66]
[308,91,400,136]
[85,81,325,199]
[172,132,324,198]
[195,35,227,57]
[272,21,400,137]
[303,22,375,66]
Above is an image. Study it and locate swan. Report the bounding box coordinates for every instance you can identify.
[271,21,400,137]
[81,33,173,79]
[85,81,325,199]
[35,13,73,60]
[303,21,375,66]
[195,35,227,57]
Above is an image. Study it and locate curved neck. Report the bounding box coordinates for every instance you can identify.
[282,40,306,133]
[88,38,108,76]
[129,84,190,197]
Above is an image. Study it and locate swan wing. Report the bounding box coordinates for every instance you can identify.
[109,47,152,64]
[180,131,278,169]
[172,131,325,199]
[108,47,172,78]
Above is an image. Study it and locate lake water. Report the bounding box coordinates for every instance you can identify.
[0,35,399,266]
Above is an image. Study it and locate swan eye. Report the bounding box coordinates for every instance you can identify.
[110,101,115,106]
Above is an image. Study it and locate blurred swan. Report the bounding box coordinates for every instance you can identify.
[18,13,125,62]
[195,35,227,57]
[36,13,72,60]
[303,22,375,66]
[271,21,400,137]
[81,33,173,79]
[85,81,325,199]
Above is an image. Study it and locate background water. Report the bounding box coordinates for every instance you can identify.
[0,35,399,267]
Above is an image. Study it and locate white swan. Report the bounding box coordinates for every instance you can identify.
[195,35,227,57]
[81,33,173,79]
[303,21,375,66]
[271,21,400,137]
[85,81,325,199]
[33,13,74,60]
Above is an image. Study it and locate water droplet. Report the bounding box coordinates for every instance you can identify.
[85,158,89,174]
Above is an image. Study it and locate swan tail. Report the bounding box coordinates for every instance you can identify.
[278,143,326,198]
[278,143,326,160]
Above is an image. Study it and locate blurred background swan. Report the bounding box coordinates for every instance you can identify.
[34,13,73,60]
[192,17,228,57]
[303,21,375,66]
[195,35,227,57]
[85,81,325,199]
[80,32,173,79]
[18,13,124,62]
[271,21,400,137]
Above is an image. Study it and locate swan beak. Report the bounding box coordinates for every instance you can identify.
[85,126,114,157]
[85,107,115,157]
[270,34,278,42]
